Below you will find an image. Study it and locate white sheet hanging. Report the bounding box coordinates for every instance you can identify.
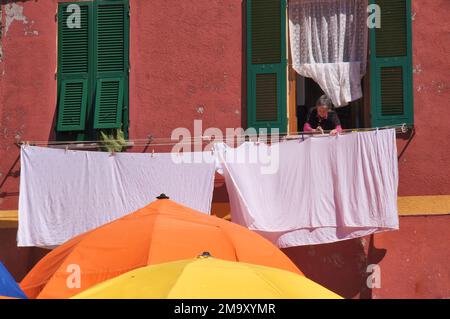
[18,147,216,247]
[289,0,368,107]
[215,130,399,247]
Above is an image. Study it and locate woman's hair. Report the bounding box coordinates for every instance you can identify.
[316,95,333,110]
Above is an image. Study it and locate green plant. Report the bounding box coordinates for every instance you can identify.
[99,128,127,153]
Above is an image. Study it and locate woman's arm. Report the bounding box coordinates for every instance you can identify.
[330,125,342,136]
[329,112,342,135]
[303,108,318,132]
[303,123,314,132]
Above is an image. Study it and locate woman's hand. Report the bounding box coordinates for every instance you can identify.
[330,129,339,136]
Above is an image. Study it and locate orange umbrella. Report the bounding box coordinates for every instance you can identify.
[21,197,302,299]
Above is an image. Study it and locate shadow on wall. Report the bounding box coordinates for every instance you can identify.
[0,228,49,282]
[282,235,387,299]
[210,183,390,299]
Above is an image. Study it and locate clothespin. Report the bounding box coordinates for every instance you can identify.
[110,150,116,157]
[301,132,305,142]
[65,145,69,153]
[376,127,379,135]
[151,149,155,158]
[255,137,260,146]
[401,123,407,134]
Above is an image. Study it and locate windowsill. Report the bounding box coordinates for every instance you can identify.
[0,211,20,229]
[1,196,449,229]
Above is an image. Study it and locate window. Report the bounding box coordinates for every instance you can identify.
[246,0,288,132]
[370,0,414,127]
[56,0,130,141]
[246,0,414,132]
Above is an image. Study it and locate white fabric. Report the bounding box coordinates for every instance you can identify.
[289,0,368,106]
[216,130,399,247]
[18,146,216,247]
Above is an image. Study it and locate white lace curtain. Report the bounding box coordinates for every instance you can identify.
[289,0,368,107]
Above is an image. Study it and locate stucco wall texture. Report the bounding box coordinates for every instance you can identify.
[397,0,450,196]
[0,0,449,299]
[129,0,244,139]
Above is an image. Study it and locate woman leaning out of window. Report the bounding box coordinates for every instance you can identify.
[304,95,343,136]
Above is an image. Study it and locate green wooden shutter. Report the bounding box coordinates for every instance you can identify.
[94,78,124,128]
[370,0,413,127]
[93,1,129,129]
[57,3,90,132]
[247,0,287,132]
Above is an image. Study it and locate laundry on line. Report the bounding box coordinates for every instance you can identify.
[215,129,399,247]
[18,146,216,248]
[18,130,400,248]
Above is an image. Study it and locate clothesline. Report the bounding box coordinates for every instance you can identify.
[16,124,410,150]
[18,129,399,248]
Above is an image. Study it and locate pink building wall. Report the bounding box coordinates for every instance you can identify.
[0,0,448,298]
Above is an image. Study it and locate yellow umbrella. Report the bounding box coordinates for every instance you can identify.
[73,254,342,299]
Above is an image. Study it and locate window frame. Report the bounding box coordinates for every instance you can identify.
[247,0,414,132]
[56,0,130,141]
[369,0,414,127]
[246,0,288,133]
